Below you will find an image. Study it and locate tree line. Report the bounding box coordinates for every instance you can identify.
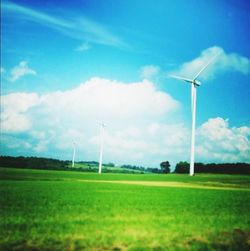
[121,164,164,173]
[0,156,68,170]
[0,156,249,174]
[174,161,250,175]
[0,156,161,174]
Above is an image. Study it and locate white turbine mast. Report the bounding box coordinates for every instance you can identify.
[72,141,76,168]
[170,53,219,176]
[98,122,106,174]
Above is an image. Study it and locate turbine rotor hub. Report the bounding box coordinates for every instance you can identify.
[194,80,201,86]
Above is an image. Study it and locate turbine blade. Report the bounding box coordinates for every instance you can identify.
[169,75,193,83]
[193,52,220,80]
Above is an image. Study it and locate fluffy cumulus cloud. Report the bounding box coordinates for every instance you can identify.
[139,65,161,80]
[1,77,249,166]
[0,77,182,165]
[1,92,40,132]
[171,46,250,81]
[90,122,190,166]
[38,77,179,124]
[197,117,250,163]
[9,61,36,82]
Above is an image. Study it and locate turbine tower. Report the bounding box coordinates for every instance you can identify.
[98,122,106,174]
[171,53,219,176]
[72,141,76,168]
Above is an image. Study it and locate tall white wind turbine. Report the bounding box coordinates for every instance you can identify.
[72,141,76,168]
[171,53,219,176]
[98,122,106,174]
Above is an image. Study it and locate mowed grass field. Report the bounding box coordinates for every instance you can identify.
[1,167,250,251]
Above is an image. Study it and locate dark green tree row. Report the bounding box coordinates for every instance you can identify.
[1,156,249,174]
[0,156,68,170]
[121,162,170,173]
[0,156,154,173]
[174,161,250,174]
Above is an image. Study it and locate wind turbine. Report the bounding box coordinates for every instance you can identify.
[98,122,106,174]
[72,141,76,168]
[170,53,219,176]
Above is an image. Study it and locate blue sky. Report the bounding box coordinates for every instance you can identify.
[1,0,250,168]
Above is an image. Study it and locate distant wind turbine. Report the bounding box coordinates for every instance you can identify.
[72,141,76,168]
[170,53,219,176]
[98,122,106,174]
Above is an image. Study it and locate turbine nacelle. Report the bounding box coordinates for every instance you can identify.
[193,79,201,86]
[99,122,107,128]
[170,75,201,87]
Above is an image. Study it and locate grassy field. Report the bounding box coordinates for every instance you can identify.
[1,167,250,250]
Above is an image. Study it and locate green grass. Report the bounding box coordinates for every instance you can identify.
[1,167,250,250]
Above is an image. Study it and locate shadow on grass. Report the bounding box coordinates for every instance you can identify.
[185,228,250,251]
[1,229,249,251]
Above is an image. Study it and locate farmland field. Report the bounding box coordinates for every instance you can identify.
[1,167,250,250]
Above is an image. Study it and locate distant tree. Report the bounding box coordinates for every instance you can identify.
[160,161,171,174]
[175,161,189,173]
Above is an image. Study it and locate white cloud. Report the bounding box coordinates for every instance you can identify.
[139,65,161,80]
[3,1,127,49]
[171,46,250,81]
[33,139,51,153]
[197,117,250,163]
[89,122,190,166]
[76,42,91,52]
[10,61,36,82]
[1,92,40,132]
[0,67,6,74]
[38,77,179,124]
[1,92,40,114]
[0,77,180,166]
